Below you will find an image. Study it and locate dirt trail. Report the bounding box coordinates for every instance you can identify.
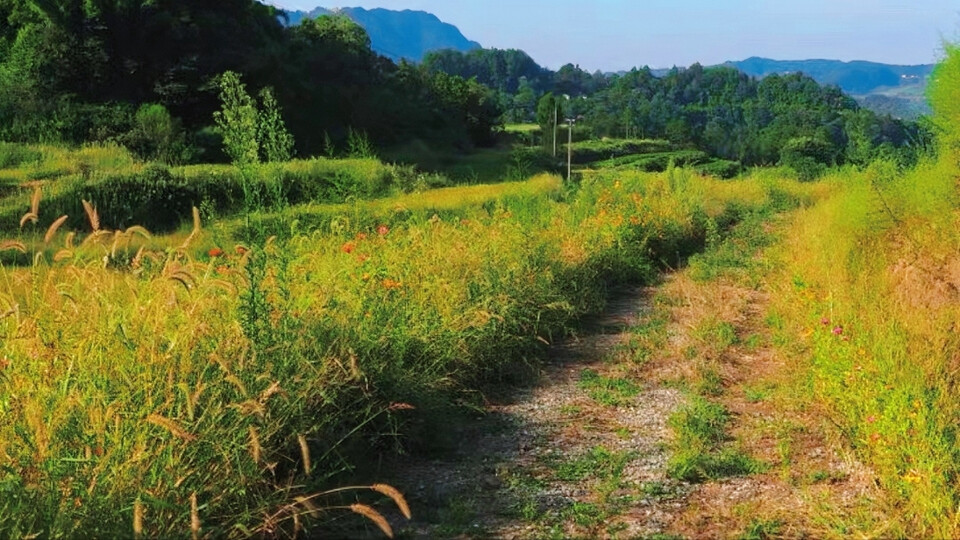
[383,286,689,538]
[381,245,888,538]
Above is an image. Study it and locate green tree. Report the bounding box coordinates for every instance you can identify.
[536,92,560,153]
[257,87,294,162]
[213,71,259,168]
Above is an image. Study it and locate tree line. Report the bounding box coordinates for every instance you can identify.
[0,0,503,161]
[424,48,932,173]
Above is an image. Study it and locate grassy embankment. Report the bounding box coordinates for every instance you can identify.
[761,46,960,537]
[0,139,794,537]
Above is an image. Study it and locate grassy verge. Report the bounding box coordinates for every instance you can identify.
[0,163,805,536]
[768,157,960,536]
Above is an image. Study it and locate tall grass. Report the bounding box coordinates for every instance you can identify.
[763,45,960,536]
[0,164,795,536]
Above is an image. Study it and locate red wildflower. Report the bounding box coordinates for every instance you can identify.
[208,247,224,257]
[376,224,390,236]
[866,415,877,424]
[832,325,843,335]
[341,241,356,254]
[820,317,830,326]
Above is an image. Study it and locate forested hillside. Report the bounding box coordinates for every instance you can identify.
[0,1,501,158]
[426,48,929,173]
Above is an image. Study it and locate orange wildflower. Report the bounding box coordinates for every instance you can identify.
[341,241,356,254]
[376,225,390,236]
[208,247,224,257]
[382,278,402,290]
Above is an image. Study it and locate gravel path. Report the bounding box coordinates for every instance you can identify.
[383,286,693,539]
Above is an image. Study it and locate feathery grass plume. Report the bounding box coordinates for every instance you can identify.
[81,200,100,231]
[133,498,144,539]
[19,212,37,228]
[371,484,411,520]
[298,434,311,476]
[30,185,41,215]
[145,413,196,441]
[179,207,202,250]
[81,229,112,247]
[110,230,123,259]
[190,492,200,540]
[249,426,261,464]
[124,226,151,239]
[168,270,197,292]
[0,240,26,253]
[64,231,75,249]
[349,504,393,538]
[131,245,145,269]
[44,215,68,244]
[53,249,74,262]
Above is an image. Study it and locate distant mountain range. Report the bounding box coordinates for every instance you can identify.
[282,7,480,62]
[283,7,932,119]
[723,57,933,118]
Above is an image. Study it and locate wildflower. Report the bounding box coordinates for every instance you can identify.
[820,317,830,326]
[216,265,229,274]
[376,225,390,236]
[866,415,877,424]
[356,232,368,241]
[460,219,471,226]
[832,325,843,335]
[869,432,881,443]
[361,273,371,281]
[341,241,356,254]
[356,254,369,263]
[382,278,402,290]
[904,469,923,483]
[235,245,248,255]
[208,247,224,257]
[0,356,8,370]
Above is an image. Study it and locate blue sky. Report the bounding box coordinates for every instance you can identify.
[269,1,960,70]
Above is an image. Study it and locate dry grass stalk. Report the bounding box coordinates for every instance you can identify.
[145,413,196,441]
[81,229,112,247]
[249,426,261,464]
[53,249,74,262]
[0,240,26,253]
[371,484,411,519]
[190,492,201,540]
[168,270,197,291]
[44,215,69,244]
[64,231,75,249]
[30,185,41,215]
[349,504,393,538]
[19,212,38,228]
[298,434,311,476]
[133,498,144,538]
[81,200,100,231]
[179,208,202,251]
[125,225,151,239]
